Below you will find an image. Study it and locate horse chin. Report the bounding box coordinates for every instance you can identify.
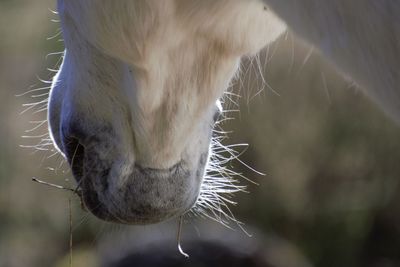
[72,145,208,224]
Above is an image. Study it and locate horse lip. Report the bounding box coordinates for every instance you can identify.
[76,152,208,225]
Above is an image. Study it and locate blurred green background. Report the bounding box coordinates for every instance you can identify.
[1,1,400,267]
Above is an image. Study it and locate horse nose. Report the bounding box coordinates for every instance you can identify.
[60,120,108,181]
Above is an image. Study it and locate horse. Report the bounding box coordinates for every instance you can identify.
[47,0,399,225]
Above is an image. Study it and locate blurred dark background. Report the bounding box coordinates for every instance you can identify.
[1,1,400,267]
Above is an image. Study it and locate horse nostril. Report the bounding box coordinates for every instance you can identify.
[63,136,85,182]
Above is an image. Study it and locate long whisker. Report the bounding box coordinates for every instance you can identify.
[32,177,85,211]
[69,198,73,267]
[32,177,76,193]
[177,216,189,258]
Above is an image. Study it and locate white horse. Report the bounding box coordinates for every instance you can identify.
[48,0,400,224]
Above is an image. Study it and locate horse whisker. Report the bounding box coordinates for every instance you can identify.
[177,216,189,258]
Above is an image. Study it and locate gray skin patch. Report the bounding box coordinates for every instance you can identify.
[75,145,208,224]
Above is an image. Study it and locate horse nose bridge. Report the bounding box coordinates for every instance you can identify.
[135,107,213,169]
[133,127,197,170]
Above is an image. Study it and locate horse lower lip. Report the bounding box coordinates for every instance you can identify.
[80,184,198,225]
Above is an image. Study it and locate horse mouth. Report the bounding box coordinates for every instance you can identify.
[68,142,208,224]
